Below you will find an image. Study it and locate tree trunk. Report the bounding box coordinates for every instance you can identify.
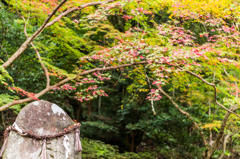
[205,105,238,159]
[88,102,92,116]
[76,103,81,122]
[230,137,233,159]
[219,134,230,159]
[131,132,135,152]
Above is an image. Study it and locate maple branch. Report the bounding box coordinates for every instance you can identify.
[134,68,208,146]
[2,0,116,69]
[22,17,50,88]
[185,70,240,118]
[157,86,208,146]
[0,61,147,111]
[2,0,68,69]
[45,0,116,28]
[0,77,71,112]
[136,68,239,156]
[32,45,51,88]
[206,105,238,158]
[219,133,230,159]
[223,68,230,77]
[149,68,239,158]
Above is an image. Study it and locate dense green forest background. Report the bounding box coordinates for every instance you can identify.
[1,0,240,158]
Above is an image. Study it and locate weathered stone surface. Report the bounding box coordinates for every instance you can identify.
[3,100,81,159]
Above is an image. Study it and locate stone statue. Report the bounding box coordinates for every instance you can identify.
[0,100,82,159]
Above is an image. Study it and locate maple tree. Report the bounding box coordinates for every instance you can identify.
[1,0,240,158]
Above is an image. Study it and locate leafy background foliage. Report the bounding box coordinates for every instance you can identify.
[1,0,240,158]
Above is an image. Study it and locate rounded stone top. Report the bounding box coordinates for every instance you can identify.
[15,100,74,136]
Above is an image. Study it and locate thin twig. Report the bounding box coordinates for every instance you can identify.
[144,70,156,115]
[136,69,208,146]
[222,68,240,137]
[185,69,240,118]
[19,13,51,88]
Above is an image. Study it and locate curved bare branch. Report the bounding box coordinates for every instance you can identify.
[22,16,50,88]
[135,68,208,146]
[0,61,147,111]
[2,0,68,69]
[2,0,116,69]
[185,70,240,118]
[45,0,116,28]
[157,87,208,146]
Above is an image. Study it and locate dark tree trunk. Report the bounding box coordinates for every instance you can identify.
[77,103,82,122]
[205,105,238,159]
[131,132,134,152]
